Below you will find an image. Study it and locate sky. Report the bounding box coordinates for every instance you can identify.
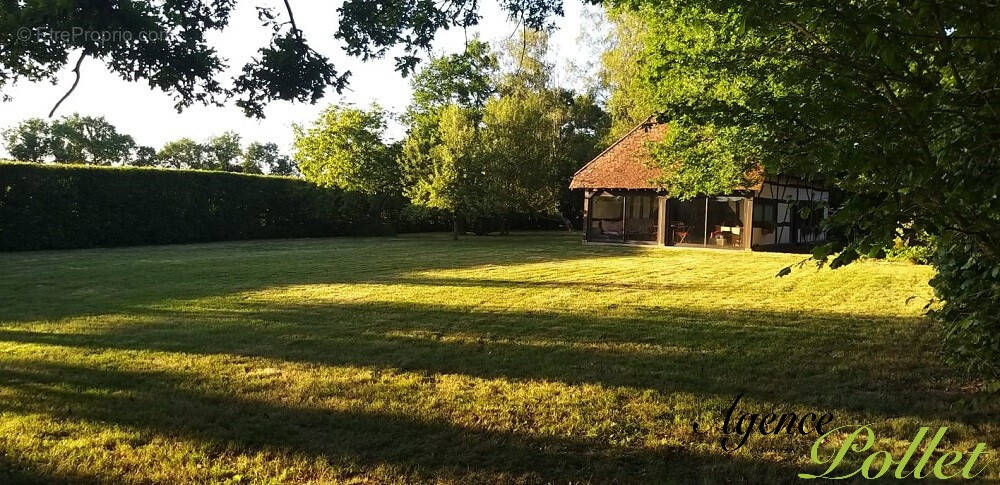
[0,0,606,158]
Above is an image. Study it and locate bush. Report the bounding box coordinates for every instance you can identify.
[884,231,937,264]
[931,235,1000,376]
[0,162,389,250]
[396,204,452,233]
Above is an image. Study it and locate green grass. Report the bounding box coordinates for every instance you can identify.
[0,232,995,483]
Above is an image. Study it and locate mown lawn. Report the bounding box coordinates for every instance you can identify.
[0,232,995,484]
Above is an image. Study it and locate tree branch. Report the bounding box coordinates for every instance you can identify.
[283,0,302,40]
[49,51,85,118]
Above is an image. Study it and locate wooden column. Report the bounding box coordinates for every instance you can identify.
[743,197,754,250]
[582,190,591,243]
[657,196,668,245]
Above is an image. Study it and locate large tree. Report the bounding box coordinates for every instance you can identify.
[242,141,297,176]
[614,0,1000,374]
[156,137,209,169]
[205,131,243,172]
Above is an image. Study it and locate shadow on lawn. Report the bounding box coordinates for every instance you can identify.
[0,300,983,425]
[0,360,806,484]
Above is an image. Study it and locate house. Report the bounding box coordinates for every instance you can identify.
[569,119,829,250]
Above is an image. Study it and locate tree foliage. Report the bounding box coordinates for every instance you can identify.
[243,141,297,176]
[1,0,577,117]
[612,0,1000,374]
[293,104,400,197]
[156,137,209,170]
[205,132,244,172]
[400,30,608,235]
[3,114,138,165]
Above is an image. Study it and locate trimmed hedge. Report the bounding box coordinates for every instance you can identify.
[0,162,389,251]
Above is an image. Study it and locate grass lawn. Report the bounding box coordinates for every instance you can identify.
[0,232,995,483]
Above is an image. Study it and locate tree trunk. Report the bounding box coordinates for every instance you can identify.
[559,212,574,232]
[452,213,459,241]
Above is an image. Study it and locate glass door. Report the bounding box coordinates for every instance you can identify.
[624,194,658,242]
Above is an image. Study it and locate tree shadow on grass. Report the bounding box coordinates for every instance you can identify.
[0,360,809,484]
[0,300,987,425]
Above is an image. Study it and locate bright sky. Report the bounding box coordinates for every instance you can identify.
[0,0,605,158]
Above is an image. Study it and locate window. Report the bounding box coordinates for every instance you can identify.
[669,197,706,245]
[707,196,745,248]
[625,194,658,242]
[588,193,624,242]
[752,198,778,246]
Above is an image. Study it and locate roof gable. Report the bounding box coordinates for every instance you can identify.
[569,118,668,190]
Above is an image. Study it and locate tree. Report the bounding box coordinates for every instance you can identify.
[205,132,243,172]
[2,118,49,162]
[156,138,208,170]
[401,28,608,235]
[243,142,297,176]
[47,114,137,165]
[293,104,399,196]
[599,8,658,140]
[4,115,147,165]
[412,104,482,239]
[617,0,1000,374]
[1,1,564,118]
[400,41,500,237]
[408,39,498,115]
[131,146,158,167]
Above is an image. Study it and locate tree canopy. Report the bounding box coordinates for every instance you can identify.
[293,104,400,197]
[1,0,582,118]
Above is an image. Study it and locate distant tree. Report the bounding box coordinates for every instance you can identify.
[402,29,608,234]
[205,132,243,172]
[401,42,500,237]
[131,146,158,167]
[2,118,49,162]
[44,114,137,165]
[243,141,297,176]
[156,138,208,169]
[293,104,400,196]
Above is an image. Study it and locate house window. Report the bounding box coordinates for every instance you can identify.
[668,197,706,245]
[752,198,778,246]
[589,193,624,242]
[625,194,658,242]
[707,196,745,248]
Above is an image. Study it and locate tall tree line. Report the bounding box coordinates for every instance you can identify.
[3,114,297,176]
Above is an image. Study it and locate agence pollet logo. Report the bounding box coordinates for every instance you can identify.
[698,394,992,480]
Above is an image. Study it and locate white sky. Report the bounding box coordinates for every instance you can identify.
[0,0,605,157]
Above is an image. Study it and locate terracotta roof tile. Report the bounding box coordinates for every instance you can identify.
[569,118,667,190]
[569,119,764,192]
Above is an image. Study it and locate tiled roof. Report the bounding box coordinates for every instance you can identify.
[569,118,667,190]
[569,118,764,192]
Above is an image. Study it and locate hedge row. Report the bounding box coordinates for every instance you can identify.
[0,162,390,251]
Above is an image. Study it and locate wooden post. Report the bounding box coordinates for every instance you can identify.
[621,192,627,243]
[582,191,591,243]
[657,196,667,245]
[743,197,754,250]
